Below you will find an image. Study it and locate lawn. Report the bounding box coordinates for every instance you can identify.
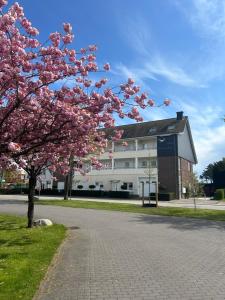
[36,199,225,222]
[0,214,66,300]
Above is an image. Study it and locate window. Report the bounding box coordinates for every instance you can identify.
[141,143,147,149]
[125,161,130,168]
[122,182,133,190]
[128,183,133,190]
[148,128,156,134]
[142,161,147,167]
[168,125,176,130]
[150,159,157,168]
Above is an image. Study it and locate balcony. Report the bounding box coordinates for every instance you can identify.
[114,158,135,169]
[114,141,136,152]
[138,158,157,168]
[138,138,157,150]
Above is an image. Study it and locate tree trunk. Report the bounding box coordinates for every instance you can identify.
[64,174,69,200]
[64,156,74,200]
[27,169,36,228]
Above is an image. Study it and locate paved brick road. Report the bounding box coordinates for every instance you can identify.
[1,202,225,299]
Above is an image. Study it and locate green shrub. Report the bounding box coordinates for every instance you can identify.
[89,185,96,189]
[214,189,224,200]
[159,192,175,201]
[149,192,175,201]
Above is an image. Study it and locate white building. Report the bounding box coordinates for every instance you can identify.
[41,112,197,199]
[73,137,158,197]
[71,112,197,199]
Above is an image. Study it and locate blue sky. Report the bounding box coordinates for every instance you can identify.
[8,0,225,174]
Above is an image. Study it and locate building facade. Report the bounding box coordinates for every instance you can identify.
[70,112,197,199]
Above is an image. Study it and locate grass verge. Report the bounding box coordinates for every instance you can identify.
[0,214,66,300]
[36,199,225,222]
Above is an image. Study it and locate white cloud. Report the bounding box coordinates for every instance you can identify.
[114,56,204,88]
[145,57,206,88]
[117,4,225,87]
[120,15,153,56]
[187,0,225,39]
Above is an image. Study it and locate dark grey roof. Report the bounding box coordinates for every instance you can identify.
[103,117,187,139]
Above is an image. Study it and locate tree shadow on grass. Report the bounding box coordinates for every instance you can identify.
[0,220,25,230]
[0,237,33,247]
[130,213,225,232]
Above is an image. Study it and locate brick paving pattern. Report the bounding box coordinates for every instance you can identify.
[1,203,225,299]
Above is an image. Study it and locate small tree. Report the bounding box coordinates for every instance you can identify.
[144,153,158,205]
[190,172,203,209]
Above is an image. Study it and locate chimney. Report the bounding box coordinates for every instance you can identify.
[176,111,183,120]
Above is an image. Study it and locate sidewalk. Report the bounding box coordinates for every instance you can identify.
[1,194,225,210]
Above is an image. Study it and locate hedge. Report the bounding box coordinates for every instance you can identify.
[0,188,130,199]
[150,192,175,201]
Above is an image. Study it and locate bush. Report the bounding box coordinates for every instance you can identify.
[40,189,63,196]
[107,191,130,198]
[77,185,83,189]
[89,185,96,189]
[71,190,103,197]
[0,188,130,199]
[159,192,175,201]
[150,192,175,201]
[120,185,127,190]
[0,188,29,194]
[214,189,224,200]
[70,190,130,198]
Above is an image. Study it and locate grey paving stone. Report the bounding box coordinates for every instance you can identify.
[1,203,225,299]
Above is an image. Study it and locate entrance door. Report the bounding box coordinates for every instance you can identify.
[111,180,120,191]
[139,177,156,197]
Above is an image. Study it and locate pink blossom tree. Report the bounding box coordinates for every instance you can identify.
[0,1,170,227]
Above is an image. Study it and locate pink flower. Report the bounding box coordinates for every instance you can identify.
[84,80,91,87]
[63,23,72,34]
[133,85,140,93]
[164,98,171,106]
[128,78,135,85]
[62,34,73,44]
[88,44,97,51]
[8,142,21,152]
[87,54,96,61]
[80,48,86,54]
[103,63,110,71]
[148,99,155,107]
[95,82,102,88]
[0,0,7,9]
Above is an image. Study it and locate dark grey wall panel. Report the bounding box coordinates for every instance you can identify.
[157,135,178,157]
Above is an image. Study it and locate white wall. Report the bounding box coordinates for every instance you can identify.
[177,125,195,163]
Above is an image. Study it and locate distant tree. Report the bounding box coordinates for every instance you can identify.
[200,164,214,183]
[200,158,225,188]
[212,158,225,189]
[213,158,225,173]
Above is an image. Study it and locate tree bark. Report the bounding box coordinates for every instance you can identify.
[27,168,36,228]
[64,156,74,200]
[64,174,69,200]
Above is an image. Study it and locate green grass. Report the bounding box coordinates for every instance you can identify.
[0,214,66,300]
[36,199,225,222]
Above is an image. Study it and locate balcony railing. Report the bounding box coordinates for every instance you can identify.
[114,165,135,169]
